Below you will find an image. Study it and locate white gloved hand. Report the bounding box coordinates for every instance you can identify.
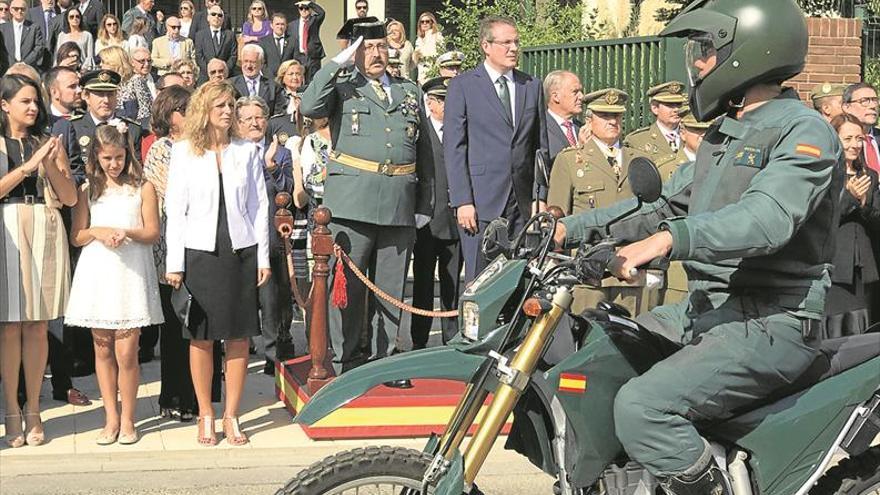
[415,214,431,229]
[332,36,363,67]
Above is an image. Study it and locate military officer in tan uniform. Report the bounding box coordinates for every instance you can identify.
[624,81,688,162]
[548,88,656,315]
[810,82,846,123]
[652,106,712,304]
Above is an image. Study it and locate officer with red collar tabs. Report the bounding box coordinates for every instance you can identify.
[52,69,142,185]
[553,0,843,493]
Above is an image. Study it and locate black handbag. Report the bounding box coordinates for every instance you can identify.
[170,284,193,327]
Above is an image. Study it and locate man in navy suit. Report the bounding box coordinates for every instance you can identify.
[288,0,325,82]
[258,13,297,80]
[2,0,44,68]
[544,70,584,163]
[26,0,58,60]
[443,15,548,282]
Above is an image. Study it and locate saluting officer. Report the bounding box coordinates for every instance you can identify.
[299,21,432,375]
[52,69,143,185]
[548,88,655,316]
[624,80,688,162]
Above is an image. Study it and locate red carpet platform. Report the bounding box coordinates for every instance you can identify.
[276,355,513,440]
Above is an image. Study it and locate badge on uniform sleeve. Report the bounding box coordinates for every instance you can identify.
[734,145,765,168]
[78,135,90,147]
[559,373,587,394]
[795,143,821,158]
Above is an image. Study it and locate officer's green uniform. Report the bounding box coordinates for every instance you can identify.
[547,88,658,316]
[561,87,841,476]
[650,106,712,305]
[623,81,688,163]
[300,31,432,373]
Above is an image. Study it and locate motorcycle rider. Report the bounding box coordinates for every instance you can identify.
[552,0,843,493]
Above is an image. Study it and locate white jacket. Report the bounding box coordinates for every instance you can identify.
[164,139,270,273]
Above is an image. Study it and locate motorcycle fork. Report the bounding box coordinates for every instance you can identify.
[460,287,573,485]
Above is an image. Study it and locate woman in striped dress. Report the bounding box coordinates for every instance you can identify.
[0,74,78,448]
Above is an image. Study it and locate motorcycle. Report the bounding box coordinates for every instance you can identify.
[276,158,880,495]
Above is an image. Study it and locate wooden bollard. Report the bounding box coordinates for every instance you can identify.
[307,205,334,394]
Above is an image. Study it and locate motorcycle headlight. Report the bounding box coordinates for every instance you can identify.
[461,301,480,341]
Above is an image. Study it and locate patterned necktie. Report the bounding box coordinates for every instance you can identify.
[496,76,511,121]
[301,19,308,52]
[864,133,880,173]
[371,79,388,107]
[666,131,679,153]
[248,78,257,96]
[608,146,621,180]
[562,120,577,146]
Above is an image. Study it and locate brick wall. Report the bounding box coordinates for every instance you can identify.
[788,17,862,102]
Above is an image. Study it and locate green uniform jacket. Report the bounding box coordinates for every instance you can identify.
[624,122,686,164]
[561,89,843,314]
[650,151,691,294]
[299,61,432,227]
[547,138,636,215]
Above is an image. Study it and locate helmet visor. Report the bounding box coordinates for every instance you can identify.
[685,33,719,86]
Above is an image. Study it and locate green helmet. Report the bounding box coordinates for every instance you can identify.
[659,0,808,121]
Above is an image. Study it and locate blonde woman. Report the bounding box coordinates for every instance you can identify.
[413,11,443,84]
[164,81,270,447]
[178,0,194,38]
[275,59,304,116]
[99,46,148,122]
[241,0,270,43]
[386,20,414,79]
[96,14,127,54]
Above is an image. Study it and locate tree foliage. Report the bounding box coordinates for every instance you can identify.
[435,0,607,73]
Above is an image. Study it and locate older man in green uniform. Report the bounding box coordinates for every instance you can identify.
[554,0,840,492]
[624,81,688,162]
[300,21,432,375]
[547,88,659,315]
[810,81,847,122]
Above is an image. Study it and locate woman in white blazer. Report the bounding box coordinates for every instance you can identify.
[164,81,270,447]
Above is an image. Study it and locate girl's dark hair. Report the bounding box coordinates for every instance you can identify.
[150,85,192,138]
[830,113,867,173]
[55,41,82,68]
[62,7,83,33]
[86,125,143,200]
[0,74,49,139]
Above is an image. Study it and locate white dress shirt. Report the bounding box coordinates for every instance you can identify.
[483,61,515,124]
[12,20,23,61]
[656,120,681,150]
[684,147,696,162]
[164,139,271,272]
[430,116,443,143]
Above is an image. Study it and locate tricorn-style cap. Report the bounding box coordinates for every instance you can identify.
[351,19,386,40]
[336,16,379,40]
[809,82,847,102]
[647,81,687,104]
[80,69,121,92]
[422,76,450,98]
[584,88,628,114]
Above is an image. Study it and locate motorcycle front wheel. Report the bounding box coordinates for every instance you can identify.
[276,446,434,495]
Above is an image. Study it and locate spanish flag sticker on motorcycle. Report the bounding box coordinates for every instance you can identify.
[559,373,587,394]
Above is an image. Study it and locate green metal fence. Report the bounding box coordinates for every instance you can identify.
[521,36,688,132]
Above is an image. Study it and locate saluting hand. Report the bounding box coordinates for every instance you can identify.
[331,36,363,67]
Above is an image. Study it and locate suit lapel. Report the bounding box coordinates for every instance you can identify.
[476,65,512,128]
[513,71,526,133]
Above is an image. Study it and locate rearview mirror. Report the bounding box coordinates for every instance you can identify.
[627,157,663,203]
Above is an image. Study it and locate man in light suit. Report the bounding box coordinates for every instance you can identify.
[193,4,236,83]
[229,44,285,116]
[258,13,297,80]
[288,0,325,82]
[443,15,548,282]
[544,70,584,163]
[151,16,194,76]
[2,0,44,69]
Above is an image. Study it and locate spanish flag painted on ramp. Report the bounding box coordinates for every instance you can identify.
[559,373,587,394]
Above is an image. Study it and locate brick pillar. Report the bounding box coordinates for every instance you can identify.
[788,17,863,102]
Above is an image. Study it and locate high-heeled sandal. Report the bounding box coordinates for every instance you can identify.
[197,416,217,446]
[4,412,24,448]
[222,416,248,446]
[24,412,45,446]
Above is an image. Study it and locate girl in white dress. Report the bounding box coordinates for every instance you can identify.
[66,125,162,446]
